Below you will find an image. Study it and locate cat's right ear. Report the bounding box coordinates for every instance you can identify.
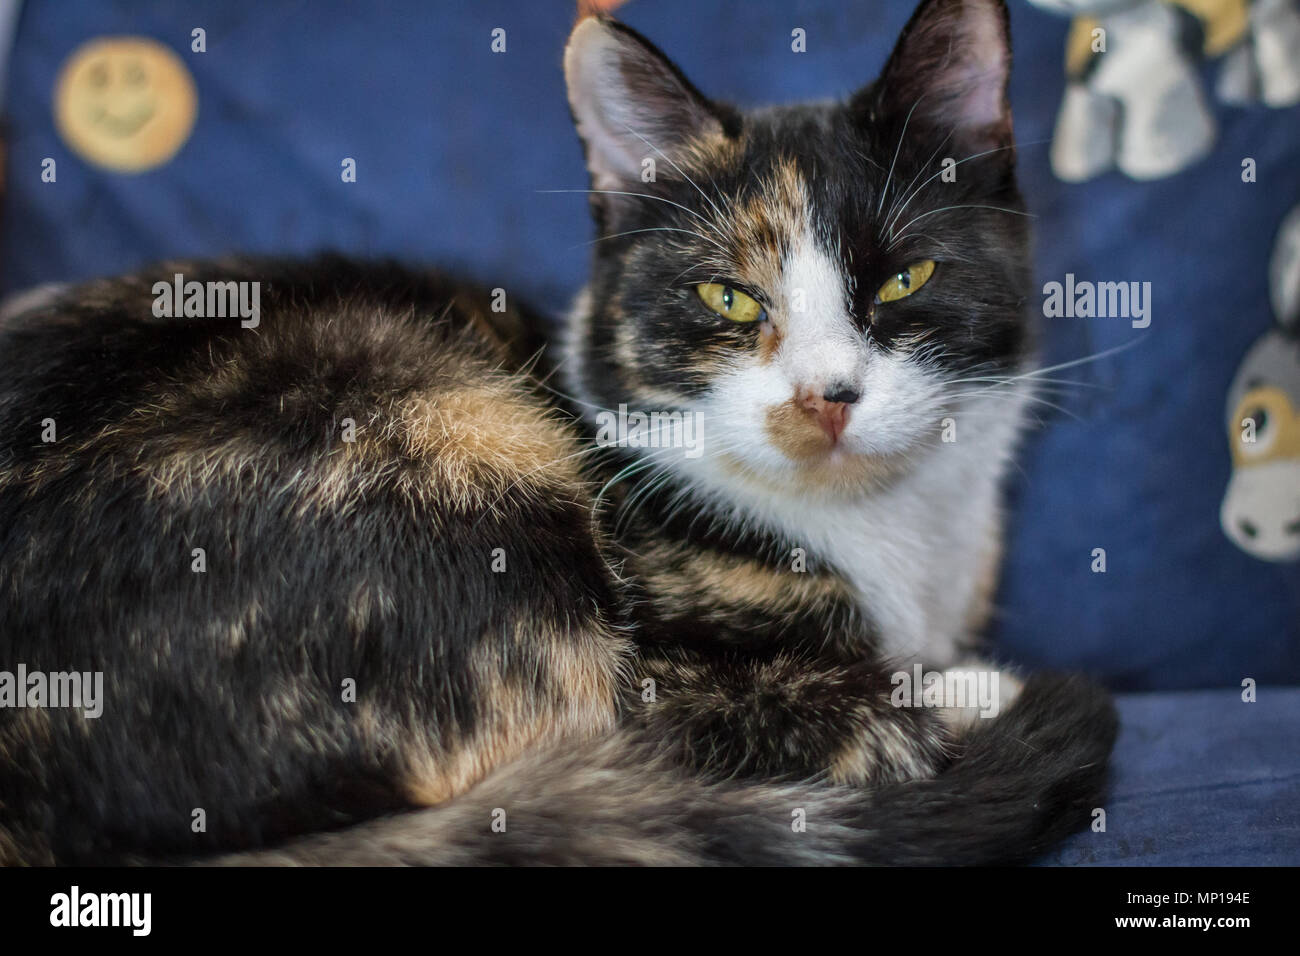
[564,17,728,194]
[854,0,1014,158]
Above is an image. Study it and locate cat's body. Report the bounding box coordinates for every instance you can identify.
[0,258,634,862]
[0,0,1116,866]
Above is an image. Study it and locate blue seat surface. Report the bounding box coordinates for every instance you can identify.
[1045,689,1300,865]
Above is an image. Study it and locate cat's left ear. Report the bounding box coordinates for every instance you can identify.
[564,16,730,194]
[854,0,1013,157]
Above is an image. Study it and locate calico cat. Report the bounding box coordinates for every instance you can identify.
[0,0,1116,866]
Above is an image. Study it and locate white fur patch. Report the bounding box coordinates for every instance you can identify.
[666,383,1026,664]
[777,231,865,395]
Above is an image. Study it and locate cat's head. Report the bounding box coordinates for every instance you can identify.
[563,0,1033,499]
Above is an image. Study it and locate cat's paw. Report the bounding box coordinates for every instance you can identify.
[934,663,1023,736]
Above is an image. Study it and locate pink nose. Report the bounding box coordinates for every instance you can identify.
[796,386,852,443]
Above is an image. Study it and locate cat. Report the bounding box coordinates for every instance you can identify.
[0,0,1116,866]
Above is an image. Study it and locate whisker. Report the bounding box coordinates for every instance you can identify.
[888,232,973,263]
[622,125,729,228]
[883,128,953,229]
[890,204,1035,249]
[949,387,1084,422]
[530,378,624,418]
[950,375,1105,391]
[1016,339,1145,379]
[538,188,723,237]
[575,226,729,256]
[878,94,925,215]
[885,139,1050,239]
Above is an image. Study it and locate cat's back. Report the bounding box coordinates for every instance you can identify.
[0,256,579,585]
[0,255,544,455]
[0,257,627,863]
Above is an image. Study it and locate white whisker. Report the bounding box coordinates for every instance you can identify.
[877,95,925,216]
[539,188,723,238]
[890,204,1035,249]
[622,125,729,228]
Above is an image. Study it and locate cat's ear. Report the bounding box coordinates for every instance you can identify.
[564,16,728,193]
[854,0,1013,156]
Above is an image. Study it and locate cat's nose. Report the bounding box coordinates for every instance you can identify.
[823,384,861,405]
[796,385,854,443]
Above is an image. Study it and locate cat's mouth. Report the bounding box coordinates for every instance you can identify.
[717,441,910,496]
[726,395,919,494]
[763,397,849,460]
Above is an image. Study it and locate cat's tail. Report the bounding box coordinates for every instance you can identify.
[214,673,1116,866]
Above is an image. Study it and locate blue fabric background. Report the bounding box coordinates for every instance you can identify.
[1,0,1296,863]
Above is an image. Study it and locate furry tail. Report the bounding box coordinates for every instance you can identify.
[215,673,1117,866]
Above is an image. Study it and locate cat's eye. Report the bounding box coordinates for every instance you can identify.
[875,260,936,304]
[696,283,766,323]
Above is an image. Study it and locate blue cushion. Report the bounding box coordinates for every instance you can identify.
[1044,688,1300,865]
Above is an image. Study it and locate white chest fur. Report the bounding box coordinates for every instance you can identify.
[777,413,1019,665]
[676,390,1028,667]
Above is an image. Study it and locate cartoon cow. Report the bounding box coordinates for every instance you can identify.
[1221,204,1300,562]
[1031,0,1300,182]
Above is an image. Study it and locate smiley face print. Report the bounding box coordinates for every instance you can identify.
[54,37,197,173]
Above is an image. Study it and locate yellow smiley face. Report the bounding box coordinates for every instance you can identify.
[54,37,197,173]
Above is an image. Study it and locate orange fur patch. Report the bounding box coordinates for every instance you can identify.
[394,619,627,807]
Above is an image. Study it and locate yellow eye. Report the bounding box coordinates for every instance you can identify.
[696,283,766,323]
[875,259,936,304]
